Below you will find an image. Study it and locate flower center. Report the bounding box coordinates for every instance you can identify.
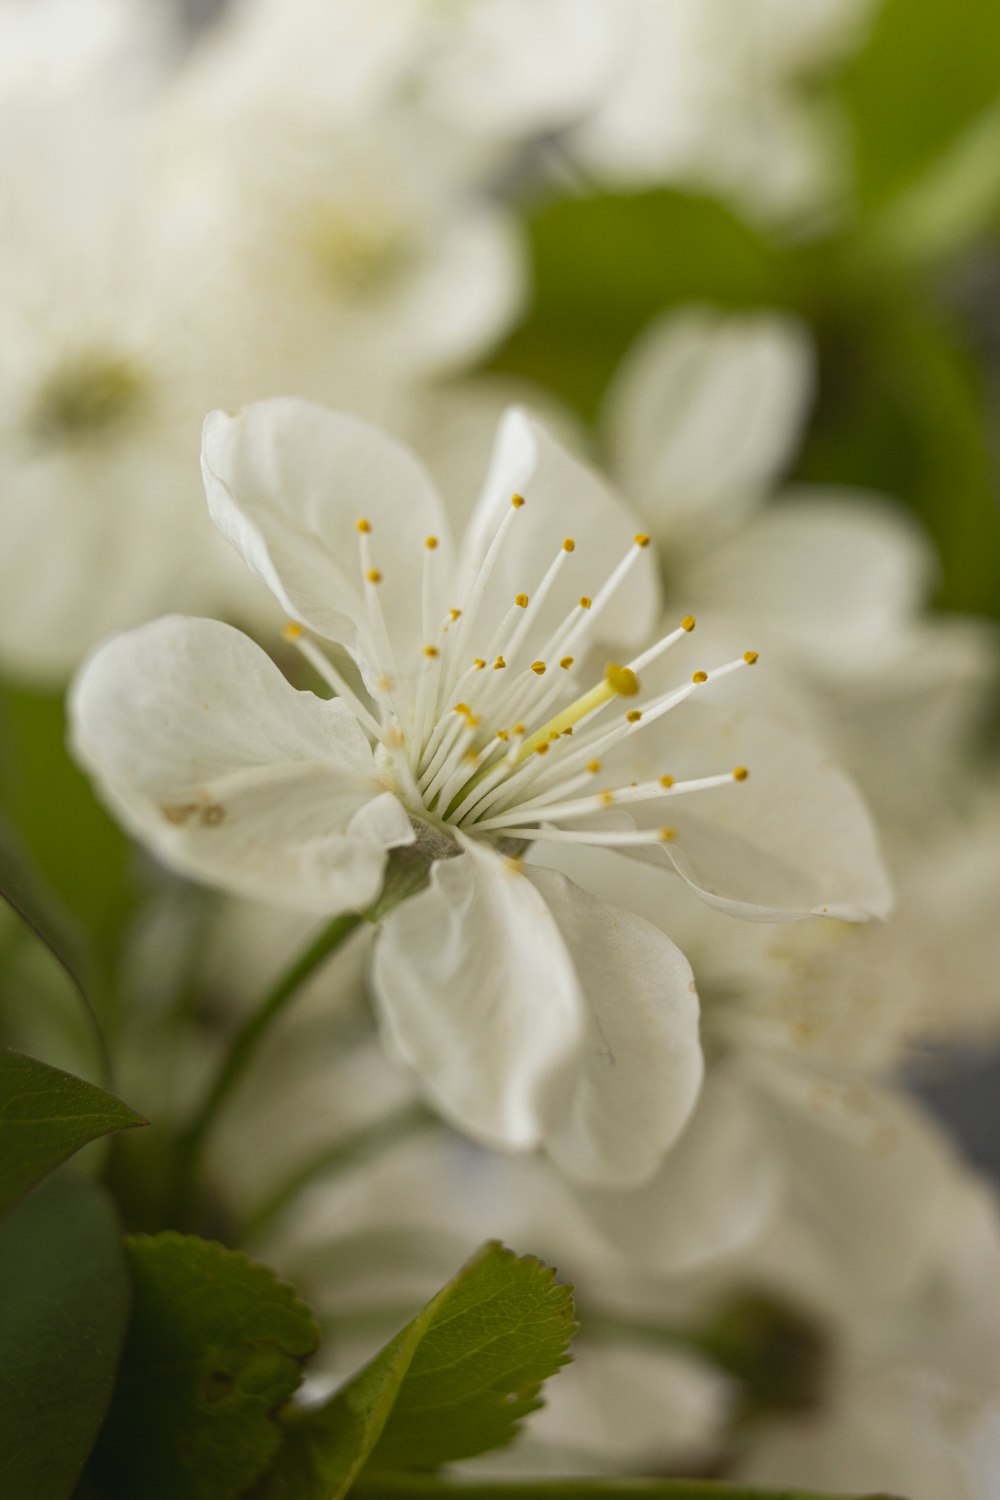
[283,494,758,853]
[28,351,147,446]
[300,199,413,300]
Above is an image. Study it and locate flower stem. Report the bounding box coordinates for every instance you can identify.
[169,908,365,1223]
[352,1475,896,1499]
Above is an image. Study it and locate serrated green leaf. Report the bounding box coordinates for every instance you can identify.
[840,0,1000,212]
[0,1175,129,1500]
[0,1048,145,1216]
[489,191,783,421]
[89,1232,320,1500]
[260,1242,575,1500]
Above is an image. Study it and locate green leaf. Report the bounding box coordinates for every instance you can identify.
[0,1047,145,1216]
[0,681,135,963]
[840,0,1000,212]
[795,295,1000,618]
[0,1174,130,1500]
[0,821,110,1079]
[261,1242,575,1500]
[90,1232,320,1500]
[489,191,784,421]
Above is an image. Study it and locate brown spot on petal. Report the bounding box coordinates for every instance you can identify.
[161,803,199,826]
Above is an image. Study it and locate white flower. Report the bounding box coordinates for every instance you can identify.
[71,399,889,1184]
[168,0,627,150]
[570,0,877,220]
[600,305,1000,834]
[0,97,238,683]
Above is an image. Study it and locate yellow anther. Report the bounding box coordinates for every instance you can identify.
[743,650,759,665]
[473,657,486,670]
[423,645,439,659]
[513,723,526,736]
[425,534,438,550]
[587,760,602,774]
[531,661,546,675]
[356,517,372,533]
[463,748,479,762]
[605,662,640,697]
[681,615,696,632]
[496,729,509,742]
[563,537,575,552]
[733,766,749,782]
[493,655,507,670]
[454,702,471,716]
[559,655,574,670]
[548,730,560,742]
[377,676,393,693]
[282,621,303,641]
[511,493,525,509]
[562,726,574,736]
[692,670,708,684]
[466,714,480,728]
[634,532,651,548]
[516,593,529,608]
[626,709,643,723]
[534,742,550,755]
[449,608,462,621]
[659,774,674,788]
[579,595,592,610]
[366,567,382,584]
[659,827,676,842]
[598,790,615,806]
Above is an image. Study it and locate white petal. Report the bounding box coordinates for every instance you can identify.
[470,1338,731,1478]
[378,205,526,378]
[371,836,703,1185]
[527,864,703,1186]
[370,838,585,1153]
[751,1070,960,1298]
[457,407,660,657]
[201,399,454,667]
[686,490,936,671]
[70,615,413,913]
[603,307,813,547]
[737,1373,970,1500]
[570,1073,781,1273]
[616,701,893,921]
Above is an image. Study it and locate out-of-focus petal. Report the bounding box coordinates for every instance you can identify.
[603,307,813,548]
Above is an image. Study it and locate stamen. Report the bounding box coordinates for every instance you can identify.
[355,521,405,722]
[491,826,680,848]
[474,766,748,832]
[421,535,439,644]
[451,491,526,664]
[282,624,382,740]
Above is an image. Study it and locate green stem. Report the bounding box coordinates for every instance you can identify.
[353,1475,899,1500]
[170,908,365,1222]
